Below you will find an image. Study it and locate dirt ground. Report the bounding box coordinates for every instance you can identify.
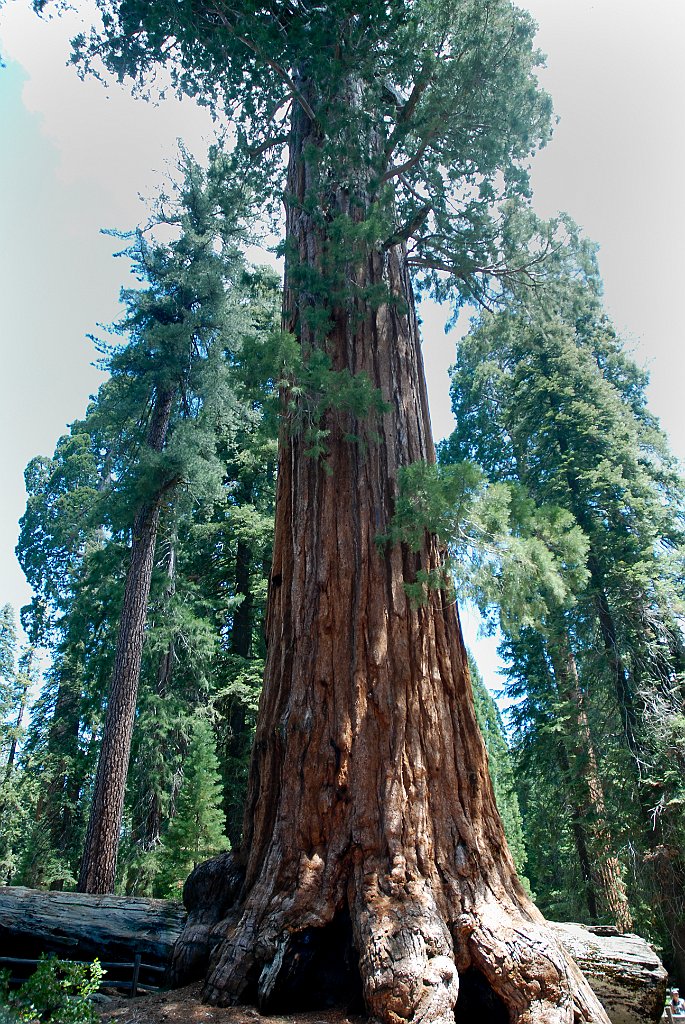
[99,983,368,1024]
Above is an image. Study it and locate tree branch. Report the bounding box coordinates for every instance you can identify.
[379,137,432,184]
[382,69,432,165]
[382,204,432,250]
[248,133,290,159]
[203,2,318,125]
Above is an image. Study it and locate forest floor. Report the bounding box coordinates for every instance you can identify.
[98,983,367,1024]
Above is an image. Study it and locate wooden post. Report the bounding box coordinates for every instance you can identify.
[131,952,141,997]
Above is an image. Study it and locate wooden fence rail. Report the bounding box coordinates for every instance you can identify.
[0,952,166,997]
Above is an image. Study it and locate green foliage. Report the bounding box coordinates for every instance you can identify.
[159,717,229,896]
[0,608,40,885]
[468,654,528,883]
[0,605,18,758]
[71,0,557,308]
[0,957,103,1024]
[11,153,281,894]
[270,340,389,462]
[501,629,609,924]
[386,459,588,629]
[0,606,16,686]
[444,252,685,943]
[27,0,671,931]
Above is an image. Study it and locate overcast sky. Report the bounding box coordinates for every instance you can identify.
[1,0,683,684]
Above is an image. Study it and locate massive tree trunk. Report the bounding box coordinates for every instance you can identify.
[171,94,611,1024]
[0,887,666,1023]
[78,387,175,895]
[0,886,186,972]
[549,923,667,1024]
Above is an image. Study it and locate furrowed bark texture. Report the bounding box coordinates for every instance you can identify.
[182,97,611,1024]
[78,388,175,895]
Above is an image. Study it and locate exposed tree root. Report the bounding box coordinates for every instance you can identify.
[353,874,458,1024]
[173,855,611,1024]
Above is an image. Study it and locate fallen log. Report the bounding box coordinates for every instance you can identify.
[0,884,668,1021]
[551,922,668,1024]
[0,886,185,977]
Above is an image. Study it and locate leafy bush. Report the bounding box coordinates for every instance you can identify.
[0,956,104,1023]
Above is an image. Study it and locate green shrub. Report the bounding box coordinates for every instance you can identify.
[0,956,104,1023]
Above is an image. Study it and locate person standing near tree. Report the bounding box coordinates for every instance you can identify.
[669,989,685,1018]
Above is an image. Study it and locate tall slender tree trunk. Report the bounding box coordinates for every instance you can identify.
[589,569,641,765]
[547,633,633,932]
[174,94,609,1024]
[537,348,643,774]
[4,651,32,779]
[78,387,175,894]
[140,538,177,855]
[223,527,255,848]
[553,738,599,922]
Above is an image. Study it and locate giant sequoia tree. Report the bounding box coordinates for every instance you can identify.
[54,2,612,1021]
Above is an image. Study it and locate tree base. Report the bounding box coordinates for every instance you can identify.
[172,855,611,1024]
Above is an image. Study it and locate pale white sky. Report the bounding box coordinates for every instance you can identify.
[1,0,683,689]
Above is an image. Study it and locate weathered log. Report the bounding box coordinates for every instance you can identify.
[0,885,185,974]
[551,922,668,1024]
[0,885,667,1023]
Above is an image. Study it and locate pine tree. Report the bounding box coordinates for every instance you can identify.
[15,185,281,894]
[468,653,528,880]
[160,717,229,896]
[0,607,40,884]
[77,153,250,893]
[16,435,121,889]
[0,605,18,759]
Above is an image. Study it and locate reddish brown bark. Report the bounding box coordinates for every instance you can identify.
[78,387,175,895]
[172,96,610,1024]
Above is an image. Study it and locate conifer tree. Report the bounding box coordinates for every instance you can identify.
[0,605,18,758]
[468,653,527,880]
[77,154,251,894]
[443,258,685,963]
[16,436,122,888]
[14,184,281,893]
[160,717,229,895]
[0,606,40,884]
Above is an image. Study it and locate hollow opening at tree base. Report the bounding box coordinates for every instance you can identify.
[257,909,365,1016]
[237,912,510,1023]
[455,967,509,1024]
